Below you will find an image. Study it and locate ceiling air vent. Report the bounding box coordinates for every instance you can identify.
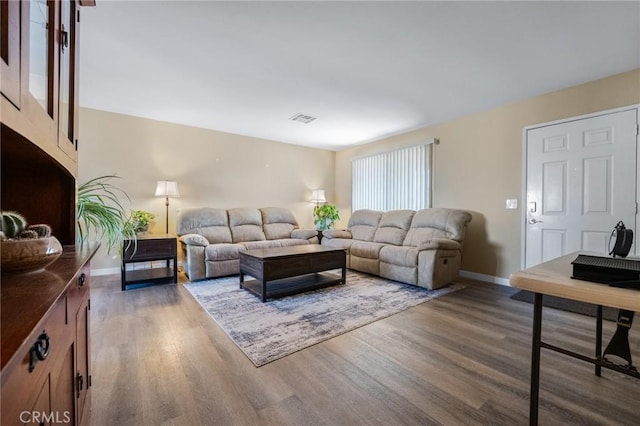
[289,113,317,124]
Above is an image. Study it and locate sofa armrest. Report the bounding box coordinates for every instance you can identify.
[180,241,206,281]
[291,229,318,240]
[417,239,461,251]
[321,229,352,239]
[179,234,209,247]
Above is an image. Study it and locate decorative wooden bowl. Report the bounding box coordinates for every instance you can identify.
[1,236,63,274]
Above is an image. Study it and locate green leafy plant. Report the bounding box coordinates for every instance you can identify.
[129,210,155,233]
[77,175,137,254]
[313,204,340,230]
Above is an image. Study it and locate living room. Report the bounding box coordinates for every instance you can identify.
[2,1,640,425]
[78,0,640,422]
[75,2,639,285]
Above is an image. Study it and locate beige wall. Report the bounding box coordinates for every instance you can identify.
[79,108,335,270]
[80,69,639,277]
[335,69,640,280]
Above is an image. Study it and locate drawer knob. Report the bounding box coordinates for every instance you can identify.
[78,273,86,287]
[29,332,51,372]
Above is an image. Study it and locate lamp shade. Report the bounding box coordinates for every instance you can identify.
[311,189,326,203]
[155,180,180,198]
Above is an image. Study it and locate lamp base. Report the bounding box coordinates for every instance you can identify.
[165,198,170,234]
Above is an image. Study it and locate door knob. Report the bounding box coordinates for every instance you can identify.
[528,218,544,224]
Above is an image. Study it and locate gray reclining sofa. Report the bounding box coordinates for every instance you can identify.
[321,208,472,289]
[177,207,318,281]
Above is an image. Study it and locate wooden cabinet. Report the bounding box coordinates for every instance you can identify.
[1,0,85,169]
[1,1,96,424]
[1,0,94,245]
[1,245,98,426]
[29,376,52,425]
[74,294,90,423]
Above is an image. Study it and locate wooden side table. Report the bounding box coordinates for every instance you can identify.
[121,234,177,291]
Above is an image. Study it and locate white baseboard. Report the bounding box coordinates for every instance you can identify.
[91,267,120,276]
[92,266,509,286]
[459,270,511,286]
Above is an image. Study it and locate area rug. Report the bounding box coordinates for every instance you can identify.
[185,271,464,367]
[510,290,618,321]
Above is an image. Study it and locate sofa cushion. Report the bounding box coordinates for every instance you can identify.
[403,208,472,247]
[228,208,266,242]
[264,223,296,240]
[291,229,317,240]
[260,207,300,240]
[350,241,387,260]
[379,245,419,267]
[374,210,415,245]
[277,238,312,247]
[176,208,232,244]
[321,238,356,251]
[241,240,283,250]
[321,229,351,239]
[348,210,383,242]
[205,243,245,261]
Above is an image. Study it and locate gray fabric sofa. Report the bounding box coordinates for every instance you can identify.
[321,208,472,289]
[177,207,318,281]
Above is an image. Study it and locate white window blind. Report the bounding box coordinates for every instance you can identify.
[352,143,432,211]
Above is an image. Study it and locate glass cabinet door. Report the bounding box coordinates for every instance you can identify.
[59,0,70,136]
[1,0,22,108]
[29,0,52,115]
[58,0,78,157]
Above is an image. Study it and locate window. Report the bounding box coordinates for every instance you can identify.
[352,142,433,211]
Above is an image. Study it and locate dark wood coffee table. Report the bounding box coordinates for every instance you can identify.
[239,245,347,302]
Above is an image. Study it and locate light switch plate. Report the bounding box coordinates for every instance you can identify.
[506,199,518,209]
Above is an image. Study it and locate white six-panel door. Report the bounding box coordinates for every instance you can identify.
[525,108,639,268]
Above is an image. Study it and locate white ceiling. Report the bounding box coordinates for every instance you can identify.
[79,1,640,151]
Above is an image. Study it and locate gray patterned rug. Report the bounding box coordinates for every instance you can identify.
[185,271,464,367]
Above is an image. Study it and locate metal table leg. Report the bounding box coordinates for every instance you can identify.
[596,305,603,376]
[530,292,543,425]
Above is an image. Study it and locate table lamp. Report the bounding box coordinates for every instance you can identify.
[311,189,326,208]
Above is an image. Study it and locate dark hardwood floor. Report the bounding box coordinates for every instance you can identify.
[89,272,640,425]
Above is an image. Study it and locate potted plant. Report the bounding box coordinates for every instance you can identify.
[77,174,137,254]
[129,210,155,234]
[1,211,63,273]
[313,204,340,230]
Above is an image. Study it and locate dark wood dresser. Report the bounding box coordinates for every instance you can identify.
[1,1,98,423]
[1,244,98,426]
